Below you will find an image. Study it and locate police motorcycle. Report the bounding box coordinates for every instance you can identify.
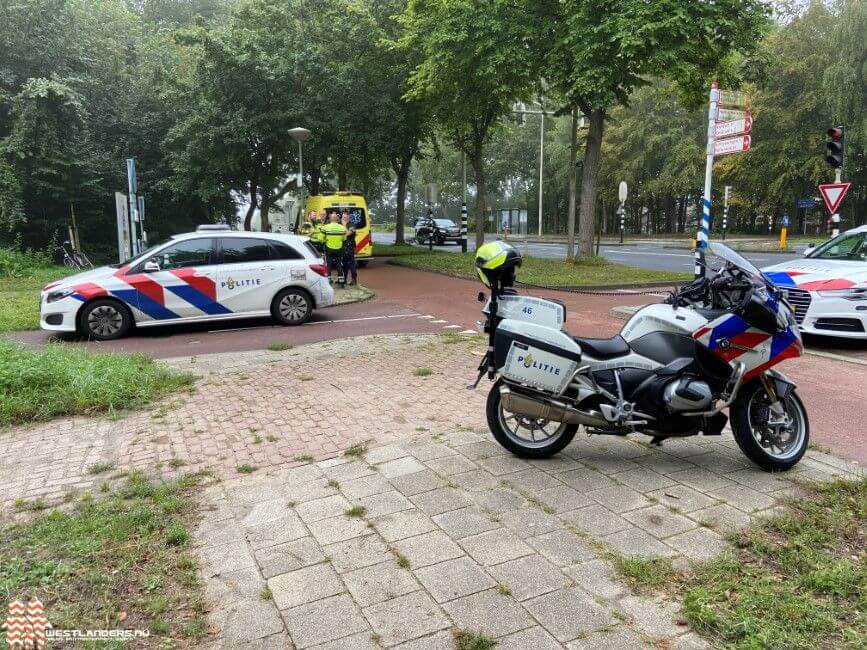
[470,241,809,471]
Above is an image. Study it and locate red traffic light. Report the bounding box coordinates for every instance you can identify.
[827,127,844,141]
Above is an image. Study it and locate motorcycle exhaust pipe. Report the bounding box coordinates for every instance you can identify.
[500,386,608,428]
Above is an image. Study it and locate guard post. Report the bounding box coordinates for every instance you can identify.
[460,201,468,253]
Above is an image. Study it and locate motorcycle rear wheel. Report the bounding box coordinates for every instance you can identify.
[730,380,809,471]
[486,381,577,458]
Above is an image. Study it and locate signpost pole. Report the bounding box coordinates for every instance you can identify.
[538,112,544,237]
[126,159,139,256]
[722,186,730,240]
[832,168,842,237]
[695,83,718,278]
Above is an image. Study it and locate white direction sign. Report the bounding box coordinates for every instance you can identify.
[713,135,751,157]
[717,107,747,122]
[818,182,851,214]
[714,115,752,138]
[718,89,748,109]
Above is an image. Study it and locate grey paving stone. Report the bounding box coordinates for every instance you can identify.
[357,490,414,517]
[689,503,752,533]
[687,451,750,473]
[475,454,530,476]
[283,594,369,648]
[414,556,496,603]
[559,468,616,492]
[307,514,369,545]
[524,587,613,642]
[633,452,695,475]
[564,559,628,600]
[488,554,570,601]
[284,478,335,504]
[365,443,410,465]
[566,628,652,649]
[392,630,454,649]
[709,483,777,512]
[448,469,501,492]
[501,507,563,539]
[394,530,465,568]
[339,474,392,499]
[424,454,479,476]
[432,507,500,539]
[246,513,310,550]
[268,562,344,610]
[322,459,375,482]
[623,505,698,539]
[441,431,483,446]
[609,467,678,493]
[378,457,427,478]
[198,541,256,576]
[505,468,565,491]
[535,485,593,513]
[225,480,283,507]
[309,631,380,649]
[618,595,683,638]
[670,632,713,649]
[527,529,597,567]
[452,440,504,461]
[666,468,733,492]
[442,588,534,637]
[342,560,420,606]
[362,591,450,646]
[724,468,790,493]
[204,565,266,609]
[497,626,562,650]
[647,485,718,514]
[560,504,632,537]
[665,527,728,560]
[242,498,295,528]
[459,529,533,566]
[254,536,326,579]
[237,632,295,649]
[373,510,438,542]
[295,494,352,523]
[194,517,245,548]
[659,440,717,458]
[280,463,324,485]
[603,526,679,559]
[473,487,528,514]
[587,485,652,513]
[578,453,640,476]
[410,487,472,516]
[211,595,286,645]
[528,456,583,473]
[389,469,446,497]
[405,442,456,462]
[325,533,391,573]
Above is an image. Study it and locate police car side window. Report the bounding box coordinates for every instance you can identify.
[155,239,213,270]
[268,241,304,260]
[221,238,271,264]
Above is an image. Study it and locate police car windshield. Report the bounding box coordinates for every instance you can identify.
[806,231,867,261]
[118,238,173,268]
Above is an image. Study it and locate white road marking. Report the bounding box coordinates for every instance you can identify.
[431,319,448,323]
[442,325,462,329]
[460,329,478,335]
[418,315,434,319]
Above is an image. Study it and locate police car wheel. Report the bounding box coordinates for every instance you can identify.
[272,288,312,326]
[80,299,132,341]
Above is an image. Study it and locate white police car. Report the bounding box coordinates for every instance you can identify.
[763,224,867,339]
[40,227,334,340]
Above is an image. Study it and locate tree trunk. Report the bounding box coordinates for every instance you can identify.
[566,107,578,259]
[471,147,486,248]
[578,107,604,258]
[259,201,270,232]
[309,168,321,195]
[394,157,411,245]
[243,191,258,231]
[337,166,348,191]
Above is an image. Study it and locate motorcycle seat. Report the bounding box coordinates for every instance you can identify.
[573,334,631,359]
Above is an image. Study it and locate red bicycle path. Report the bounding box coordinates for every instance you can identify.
[13,260,865,465]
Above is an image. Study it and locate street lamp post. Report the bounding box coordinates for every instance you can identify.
[512,103,547,237]
[288,127,312,230]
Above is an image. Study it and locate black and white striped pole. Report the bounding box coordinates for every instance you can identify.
[695,82,718,279]
[460,202,468,253]
[722,185,730,240]
[427,200,434,251]
[618,181,627,244]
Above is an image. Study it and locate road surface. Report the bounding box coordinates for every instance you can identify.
[373,233,804,273]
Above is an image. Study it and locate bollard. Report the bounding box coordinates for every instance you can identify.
[428,202,434,251]
[460,202,468,253]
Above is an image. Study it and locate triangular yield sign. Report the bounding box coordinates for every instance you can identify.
[818,182,851,214]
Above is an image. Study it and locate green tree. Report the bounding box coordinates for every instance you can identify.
[401,0,535,247]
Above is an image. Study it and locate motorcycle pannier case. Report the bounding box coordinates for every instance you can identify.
[494,319,582,394]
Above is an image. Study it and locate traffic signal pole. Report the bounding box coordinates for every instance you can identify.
[695,82,718,279]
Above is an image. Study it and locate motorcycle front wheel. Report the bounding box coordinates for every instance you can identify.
[486,381,577,458]
[730,380,809,471]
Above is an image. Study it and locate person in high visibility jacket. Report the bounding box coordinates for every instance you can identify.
[308,210,327,253]
[321,212,348,285]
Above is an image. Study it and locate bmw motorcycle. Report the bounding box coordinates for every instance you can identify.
[471,241,809,471]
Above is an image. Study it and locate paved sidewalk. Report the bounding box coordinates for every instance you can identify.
[195,427,860,649]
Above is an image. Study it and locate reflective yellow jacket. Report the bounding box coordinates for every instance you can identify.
[321,222,347,251]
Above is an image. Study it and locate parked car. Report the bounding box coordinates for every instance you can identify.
[40,227,334,341]
[762,224,867,338]
[413,218,462,245]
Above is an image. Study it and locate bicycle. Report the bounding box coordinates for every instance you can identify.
[57,241,93,269]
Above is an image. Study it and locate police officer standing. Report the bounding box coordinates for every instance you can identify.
[321,211,348,285]
[308,209,327,254]
[341,210,358,286]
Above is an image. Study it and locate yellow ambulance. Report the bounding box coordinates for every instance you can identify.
[303,192,372,262]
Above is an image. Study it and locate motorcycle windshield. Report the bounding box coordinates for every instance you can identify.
[708,242,770,286]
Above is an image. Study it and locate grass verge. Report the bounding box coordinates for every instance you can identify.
[0,266,68,332]
[0,339,194,426]
[613,478,867,649]
[0,471,212,644]
[372,243,422,257]
[382,246,690,286]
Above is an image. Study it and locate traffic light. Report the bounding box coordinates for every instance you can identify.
[825,126,845,168]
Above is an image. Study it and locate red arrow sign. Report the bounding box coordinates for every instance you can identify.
[714,115,752,138]
[818,182,851,214]
[714,135,751,156]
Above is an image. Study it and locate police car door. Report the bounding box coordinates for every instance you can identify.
[217,237,283,315]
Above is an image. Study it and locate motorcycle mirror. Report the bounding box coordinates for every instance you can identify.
[477,292,486,303]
